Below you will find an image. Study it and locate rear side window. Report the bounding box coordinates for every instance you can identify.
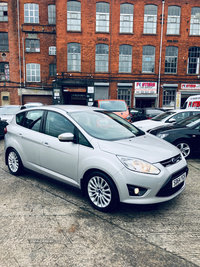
[16,110,44,132]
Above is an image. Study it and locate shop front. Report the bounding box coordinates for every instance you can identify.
[134,82,157,108]
[180,84,200,107]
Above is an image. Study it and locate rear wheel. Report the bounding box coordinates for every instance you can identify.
[86,171,119,212]
[7,149,23,175]
[174,140,192,158]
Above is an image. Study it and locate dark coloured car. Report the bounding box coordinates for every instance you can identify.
[149,113,200,158]
[131,108,164,122]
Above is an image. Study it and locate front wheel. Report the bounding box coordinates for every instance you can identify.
[174,141,192,158]
[86,171,119,212]
[7,149,23,175]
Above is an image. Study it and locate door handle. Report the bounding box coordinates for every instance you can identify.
[42,142,50,147]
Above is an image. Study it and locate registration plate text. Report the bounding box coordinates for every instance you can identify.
[172,172,186,188]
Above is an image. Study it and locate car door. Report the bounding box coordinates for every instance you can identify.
[39,111,79,183]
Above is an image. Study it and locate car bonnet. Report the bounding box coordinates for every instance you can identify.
[97,133,179,163]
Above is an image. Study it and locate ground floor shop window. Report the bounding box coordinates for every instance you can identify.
[117,88,131,107]
[163,89,176,108]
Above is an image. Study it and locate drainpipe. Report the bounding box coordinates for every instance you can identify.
[17,0,22,105]
[157,0,165,108]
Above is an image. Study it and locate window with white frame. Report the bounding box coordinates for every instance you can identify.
[25,39,40,52]
[163,89,176,108]
[67,1,81,31]
[26,63,40,82]
[190,7,200,35]
[120,4,133,33]
[48,4,56,24]
[67,43,81,71]
[187,46,200,74]
[96,2,110,32]
[117,88,131,107]
[142,46,155,73]
[0,3,8,21]
[165,46,178,74]
[143,5,157,34]
[119,45,132,73]
[0,32,8,51]
[95,44,109,72]
[167,6,181,35]
[24,3,39,23]
[0,63,9,81]
[49,46,56,55]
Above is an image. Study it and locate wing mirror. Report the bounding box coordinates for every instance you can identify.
[58,133,74,142]
[168,118,176,123]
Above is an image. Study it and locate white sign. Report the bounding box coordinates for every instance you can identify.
[181,84,200,90]
[135,82,157,94]
[88,86,94,93]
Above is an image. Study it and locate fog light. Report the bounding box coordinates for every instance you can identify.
[134,188,140,195]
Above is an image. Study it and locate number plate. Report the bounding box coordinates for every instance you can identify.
[172,172,186,188]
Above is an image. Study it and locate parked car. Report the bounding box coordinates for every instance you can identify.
[133,109,200,131]
[93,99,131,121]
[149,113,200,158]
[131,108,164,122]
[182,95,200,109]
[4,105,188,212]
[0,105,24,138]
[24,102,43,108]
[128,108,139,121]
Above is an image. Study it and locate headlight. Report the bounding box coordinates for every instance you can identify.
[117,156,160,175]
[156,133,169,139]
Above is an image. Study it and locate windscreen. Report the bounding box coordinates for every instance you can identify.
[70,110,144,141]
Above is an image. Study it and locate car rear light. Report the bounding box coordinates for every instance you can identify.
[147,117,152,119]
[4,127,7,135]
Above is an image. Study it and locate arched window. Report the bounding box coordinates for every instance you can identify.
[187,47,200,74]
[165,46,178,74]
[0,2,8,21]
[120,4,133,33]
[67,1,81,31]
[96,2,110,32]
[167,6,181,35]
[48,5,56,24]
[143,5,157,34]
[119,45,132,73]
[190,7,200,35]
[67,43,81,71]
[142,46,155,73]
[24,3,39,23]
[95,44,109,72]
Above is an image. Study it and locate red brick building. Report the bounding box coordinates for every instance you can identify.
[1,0,200,108]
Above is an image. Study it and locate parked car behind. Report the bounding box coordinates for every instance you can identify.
[131,108,164,122]
[5,105,188,212]
[0,105,24,138]
[133,109,200,131]
[149,113,200,158]
[93,99,131,121]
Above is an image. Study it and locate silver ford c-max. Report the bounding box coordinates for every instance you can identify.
[4,105,188,212]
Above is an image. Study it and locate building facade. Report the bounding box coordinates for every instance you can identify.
[1,0,200,108]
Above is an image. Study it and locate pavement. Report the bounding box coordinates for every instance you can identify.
[0,138,200,267]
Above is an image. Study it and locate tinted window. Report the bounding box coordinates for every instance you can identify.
[44,111,74,138]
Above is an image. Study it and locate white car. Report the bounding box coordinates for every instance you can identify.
[4,105,188,212]
[133,109,200,131]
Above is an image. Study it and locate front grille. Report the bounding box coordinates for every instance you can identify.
[156,166,188,197]
[160,154,182,167]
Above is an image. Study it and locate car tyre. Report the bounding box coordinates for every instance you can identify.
[174,140,192,159]
[7,149,23,175]
[86,171,119,212]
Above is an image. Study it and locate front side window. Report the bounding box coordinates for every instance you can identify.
[0,3,8,21]
[187,46,200,74]
[67,1,81,31]
[165,46,178,74]
[167,6,181,35]
[49,46,56,55]
[44,111,75,138]
[48,4,56,24]
[96,2,110,32]
[26,63,40,82]
[0,32,8,51]
[67,43,81,71]
[24,3,39,23]
[190,7,200,35]
[119,45,132,73]
[142,45,155,73]
[0,62,9,81]
[25,39,40,52]
[120,4,133,33]
[49,64,56,76]
[95,44,109,72]
[143,5,157,34]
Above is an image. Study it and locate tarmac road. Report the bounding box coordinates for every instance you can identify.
[0,138,200,267]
